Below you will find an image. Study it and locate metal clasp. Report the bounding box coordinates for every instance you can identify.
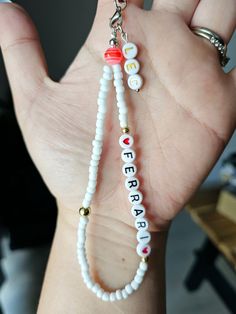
[114,0,127,10]
[109,6,122,29]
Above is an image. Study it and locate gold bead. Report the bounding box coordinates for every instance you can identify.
[122,127,130,134]
[141,256,149,263]
[79,207,91,216]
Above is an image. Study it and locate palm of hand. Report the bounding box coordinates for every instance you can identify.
[3,3,236,230]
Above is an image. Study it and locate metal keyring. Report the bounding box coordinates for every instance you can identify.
[191,27,230,67]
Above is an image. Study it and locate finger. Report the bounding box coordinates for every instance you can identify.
[0,3,48,106]
[191,0,236,43]
[152,0,200,23]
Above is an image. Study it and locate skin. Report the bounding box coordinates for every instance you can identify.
[0,0,236,313]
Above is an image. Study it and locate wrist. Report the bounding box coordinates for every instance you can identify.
[38,202,168,314]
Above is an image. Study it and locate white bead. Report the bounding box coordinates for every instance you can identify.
[116,290,122,300]
[98,91,107,99]
[89,171,97,180]
[137,230,151,245]
[131,280,139,290]
[90,159,99,167]
[134,274,143,284]
[119,114,128,125]
[97,288,104,299]
[112,64,122,73]
[87,186,96,194]
[121,148,136,163]
[95,128,103,136]
[97,111,105,120]
[122,163,137,177]
[88,181,97,190]
[79,216,89,225]
[92,283,100,294]
[114,72,123,80]
[92,139,102,147]
[82,199,90,209]
[114,79,123,88]
[100,84,110,92]
[100,77,110,86]
[122,42,138,59]
[95,133,103,141]
[116,85,125,93]
[84,192,93,201]
[121,289,128,299]
[86,279,94,290]
[89,165,98,173]
[110,292,116,302]
[137,268,145,277]
[102,292,109,302]
[125,177,140,191]
[128,74,143,91]
[119,106,128,114]
[128,190,143,205]
[120,121,128,128]
[135,217,149,230]
[97,98,106,106]
[116,93,125,102]
[124,59,140,75]
[139,261,148,271]
[98,105,107,114]
[96,119,104,128]
[125,284,134,295]
[136,242,151,257]
[103,65,112,74]
[117,101,127,108]
[92,145,102,155]
[119,134,134,148]
[103,72,113,81]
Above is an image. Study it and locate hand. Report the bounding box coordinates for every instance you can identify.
[0,0,235,233]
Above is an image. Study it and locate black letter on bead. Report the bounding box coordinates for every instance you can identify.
[124,152,133,159]
[128,179,138,189]
[130,194,140,202]
[133,209,144,217]
[137,221,147,229]
[125,166,135,175]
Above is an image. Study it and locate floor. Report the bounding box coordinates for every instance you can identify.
[166,209,236,314]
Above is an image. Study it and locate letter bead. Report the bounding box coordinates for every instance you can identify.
[128,74,143,91]
[122,42,138,59]
[121,148,136,163]
[125,176,140,191]
[124,59,140,75]
[135,217,148,231]
[122,163,137,177]
[131,204,145,218]
[119,134,134,148]
[136,230,151,245]
[128,190,143,205]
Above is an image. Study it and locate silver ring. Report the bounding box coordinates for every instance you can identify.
[191,27,230,67]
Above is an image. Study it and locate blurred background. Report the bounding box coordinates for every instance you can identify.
[0,0,235,313]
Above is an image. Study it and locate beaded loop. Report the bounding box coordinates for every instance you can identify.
[77,63,151,302]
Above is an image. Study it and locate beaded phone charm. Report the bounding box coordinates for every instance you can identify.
[77,0,151,302]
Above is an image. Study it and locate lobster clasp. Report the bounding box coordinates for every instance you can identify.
[110,7,123,29]
[114,0,127,10]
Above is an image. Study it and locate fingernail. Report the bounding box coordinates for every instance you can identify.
[0,0,12,3]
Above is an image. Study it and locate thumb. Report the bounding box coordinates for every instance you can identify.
[0,2,48,108]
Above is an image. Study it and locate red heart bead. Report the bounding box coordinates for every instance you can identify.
[123,138,130,145]
[142,247,149,254]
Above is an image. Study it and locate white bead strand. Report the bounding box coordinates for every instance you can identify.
[82,65,112,209]
[113,64,129,129]
[77,63,149,302]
